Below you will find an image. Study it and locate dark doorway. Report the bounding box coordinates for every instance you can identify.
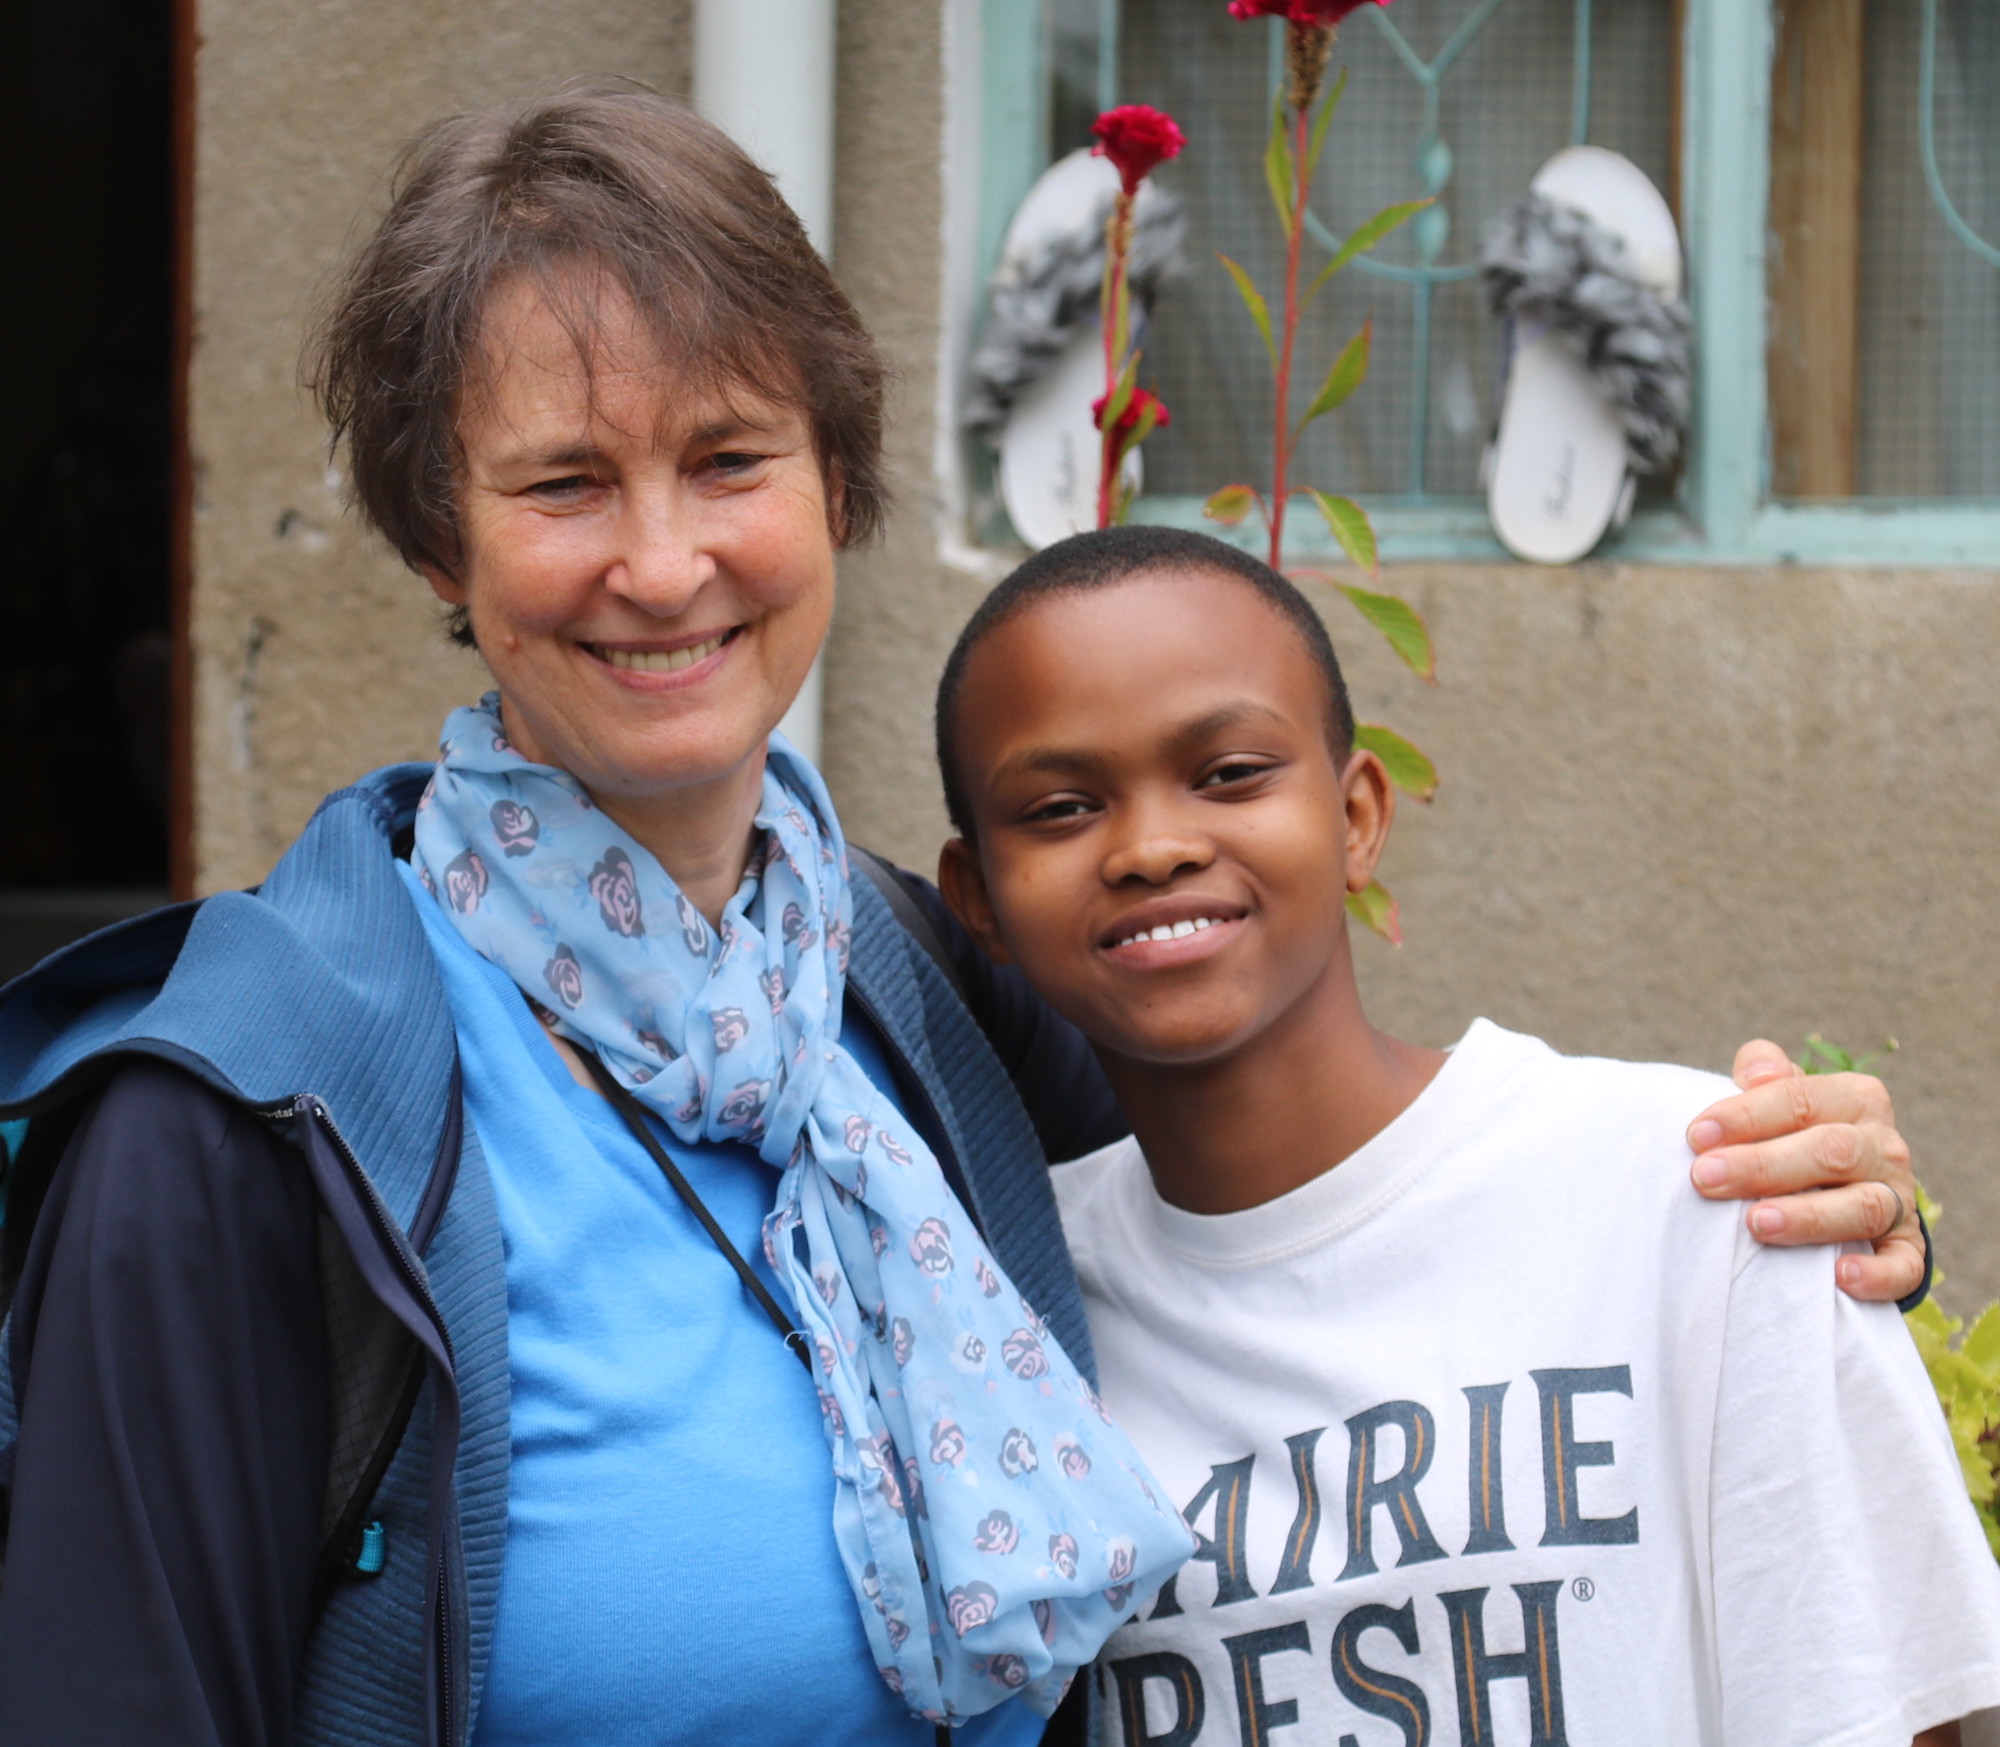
[0,0,179,978]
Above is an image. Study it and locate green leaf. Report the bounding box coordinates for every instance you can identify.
[1264,95,1295,239]
[1305,198,1432,302]
[1345,880,1402,945]
[1963,1302,2000,1373]
[1302,488,1379,577]
[1304,66,1350,181]
[1799,1034,1856,1075]
[1217,255,1277,370]
[1204,484,1260,527]
[1300,321,1372,428]
[1353,722,1438,801]
[1337,580,1436,679]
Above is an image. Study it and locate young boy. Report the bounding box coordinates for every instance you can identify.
[932,527,2000,1747]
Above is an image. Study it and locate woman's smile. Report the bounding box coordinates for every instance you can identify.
[585,626,742,683]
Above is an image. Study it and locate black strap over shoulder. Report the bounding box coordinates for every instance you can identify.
[578,1049,811,1372]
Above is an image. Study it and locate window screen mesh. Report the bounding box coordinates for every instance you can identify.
[1855,0,2000,500]
[1107,0,1675,503]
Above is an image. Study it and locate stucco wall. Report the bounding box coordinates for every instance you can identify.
[190,0,2000,1310]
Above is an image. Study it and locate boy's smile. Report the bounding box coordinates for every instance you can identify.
[939,566,1392,1073]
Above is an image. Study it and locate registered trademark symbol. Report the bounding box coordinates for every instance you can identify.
[1572,1576,1595,1603]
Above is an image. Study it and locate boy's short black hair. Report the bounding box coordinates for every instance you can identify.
[934,526,1356,839]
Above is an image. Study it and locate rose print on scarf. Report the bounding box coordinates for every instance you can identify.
[711,1007,750,1051]
[675,892,709,956]
[952,1333,988,1374]
[817,1389,846,1438]
[879,1132,913,1168]
[813,1265,842,1307]
[860,1433,906,1514]
[1002,1329,1049,1380]
[946,1582,1000,1638]
[930,1420,967,1466]
[442,848,489,914]
[870,1225,891,1258]
[974,1257,1002,1298]
[717,1079,768,1128]
[999,1429,1038,1477]
[910,1217,953,1275]
[489,798,539,856]
[903,1456,928,1520]
[1018,1296,1049,1340]
[975,1510,1020,1555]
[890,1316,915,1366]
[1048,1533,1079,1580]
[843,1115,872,1153]
[759,966,786,1015]
[884,1616,909,1653]
[588,847,645,937]
[1054,1436,1091,1479]
[1032,1599,1057,1645]
[543,945,583,1008]
[986,1654,1030,1691]
[636,1026,675,1060]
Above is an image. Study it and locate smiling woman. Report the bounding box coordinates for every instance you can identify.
[0,78,1935,1747]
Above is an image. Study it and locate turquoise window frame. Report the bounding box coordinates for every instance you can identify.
[974,0,2000,566]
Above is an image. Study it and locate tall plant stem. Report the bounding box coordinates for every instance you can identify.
[1098,192,1136,530]
[1268,101,1311,568]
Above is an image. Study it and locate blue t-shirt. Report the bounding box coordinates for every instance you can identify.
[402,867,1042,1746]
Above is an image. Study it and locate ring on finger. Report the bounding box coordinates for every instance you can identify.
[1877,1185,1906,1243]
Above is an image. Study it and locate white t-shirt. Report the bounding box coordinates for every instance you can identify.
[1054,1020,2000,1747]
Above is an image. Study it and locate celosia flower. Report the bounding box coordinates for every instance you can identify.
[1226,0,1389,23]
[1089,105,1186,197]
[1093,387,1172,436]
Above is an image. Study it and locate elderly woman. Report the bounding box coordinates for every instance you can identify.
[0,84,1922,1747]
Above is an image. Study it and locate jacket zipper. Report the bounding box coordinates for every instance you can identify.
[275,1093,461,1747]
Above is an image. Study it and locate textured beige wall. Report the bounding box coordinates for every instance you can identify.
[188,0,693,890]
[192,0,2000,1309]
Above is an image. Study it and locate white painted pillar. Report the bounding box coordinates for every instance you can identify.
[694,0,837,767]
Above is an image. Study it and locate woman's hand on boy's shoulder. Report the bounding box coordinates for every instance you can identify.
[1683,1040,1922,1304]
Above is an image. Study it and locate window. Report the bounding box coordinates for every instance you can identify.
[970,0,2000,562]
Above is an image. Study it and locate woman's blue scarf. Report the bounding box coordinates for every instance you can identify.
[412,696,1191,1723]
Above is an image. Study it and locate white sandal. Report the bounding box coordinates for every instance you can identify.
[1480,146,1690,566]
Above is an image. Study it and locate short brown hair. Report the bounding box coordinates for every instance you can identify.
[309,79,887,640]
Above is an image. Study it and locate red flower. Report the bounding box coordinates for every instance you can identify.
[1227,0,1389,22]
[1089,105,1186,196]
[1093,387,1172,436]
